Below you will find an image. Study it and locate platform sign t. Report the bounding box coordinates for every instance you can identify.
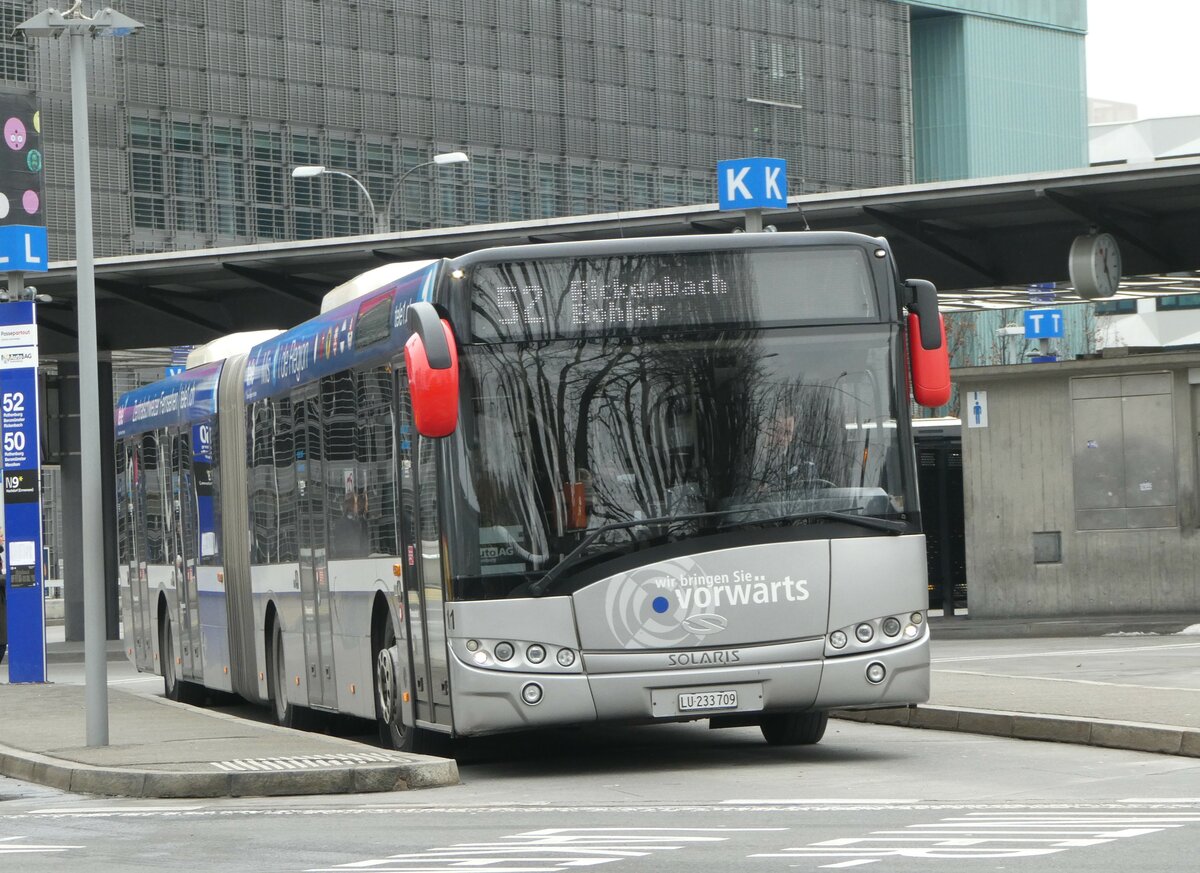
[1024,308,1064,339]
[0,301,45,683]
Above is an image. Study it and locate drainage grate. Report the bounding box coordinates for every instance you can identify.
[212,753,407,772]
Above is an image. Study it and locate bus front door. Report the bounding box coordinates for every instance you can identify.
[293,388,337,710]
[395,366,452,728]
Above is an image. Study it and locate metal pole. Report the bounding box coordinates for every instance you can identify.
[745,210,764,233]
[70,28,108,746]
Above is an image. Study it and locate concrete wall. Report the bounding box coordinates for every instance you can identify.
[956,352,1200,618]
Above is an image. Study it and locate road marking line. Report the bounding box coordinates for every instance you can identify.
[933,669,1200,692]
[820,860,878,868]
[932,642,1200,663]
[722,799,920,805]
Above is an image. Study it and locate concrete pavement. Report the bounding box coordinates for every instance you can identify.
[1,612,1197,798]
[835,612,1200,757]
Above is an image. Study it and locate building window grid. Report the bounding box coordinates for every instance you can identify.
[121,4,910,248]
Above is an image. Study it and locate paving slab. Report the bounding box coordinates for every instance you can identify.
[0,683,458,798]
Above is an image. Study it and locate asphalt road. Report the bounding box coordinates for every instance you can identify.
[3,714,1199,871]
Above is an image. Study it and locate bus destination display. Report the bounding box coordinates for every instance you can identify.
[470,248,877,341]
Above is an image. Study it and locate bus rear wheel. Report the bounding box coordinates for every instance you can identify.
[760,710,829,745]
[375,622,415,752]
[160,618,204,705]
[267,620,312,730]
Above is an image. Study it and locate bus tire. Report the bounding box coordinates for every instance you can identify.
[160,617,204,705]
[375,621,415,752]
[760,710,829,746]
[267,620,312,730]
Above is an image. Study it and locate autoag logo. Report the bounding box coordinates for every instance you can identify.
[602,555,808,648]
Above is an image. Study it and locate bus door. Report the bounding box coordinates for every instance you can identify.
[395,365,452,727]
[293,386,337,710]
[171,430,202,681]
[125,441,153,671]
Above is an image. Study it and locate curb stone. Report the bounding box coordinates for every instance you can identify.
[832,705,1200,759]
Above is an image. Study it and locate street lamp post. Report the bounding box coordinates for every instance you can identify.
[291,151,469,235]
[291,165,385,234]
[18,3,146,747]
[383,151,469,232]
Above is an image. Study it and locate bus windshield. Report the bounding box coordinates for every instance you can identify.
[450,324,914,601]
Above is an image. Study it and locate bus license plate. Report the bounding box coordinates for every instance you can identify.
[678,690,738,712]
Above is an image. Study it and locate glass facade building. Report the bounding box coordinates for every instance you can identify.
[0,0,1085,261]
[2,0,921,260]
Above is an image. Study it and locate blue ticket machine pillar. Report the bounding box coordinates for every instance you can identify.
[0,300,45,682]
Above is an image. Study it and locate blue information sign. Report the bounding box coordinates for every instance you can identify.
[0,225,48,272]
[0,301,45,682]
[717,157,787,211]
[1024,308,1064,339]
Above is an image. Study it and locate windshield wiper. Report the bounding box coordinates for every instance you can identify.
[528,510,741,597]
[527,508,907,597]
[726,509,907,535]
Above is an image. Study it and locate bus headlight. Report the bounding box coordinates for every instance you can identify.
[521,682,544,705]
[881,617,901,637]
[556,648,576,667]
[829,630,848,649]
[494,641,515,662]
[526,644,546,664]
[855,623,874,643]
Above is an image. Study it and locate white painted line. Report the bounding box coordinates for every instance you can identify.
[820,861,879,868]
[934,669,1200,692]
[932,642,1200,663]
[722,799,920,805]
[1120,799,1200,804]
[30,806,205,814]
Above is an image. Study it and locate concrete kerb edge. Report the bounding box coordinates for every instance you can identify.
[0,742,461,798]
[831,705,1200,758]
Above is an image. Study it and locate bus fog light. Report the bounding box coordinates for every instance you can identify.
[829,630,848,649]
[494,641,515,661]
[911,612,924,625]
[904,624,918,639]
[526,644,546,664]
[521,682,544,705]
[855,623,874,643]
[866,662,886,684]
[472,651,490,666]
[556,648,576,667]
[882,617,901,637]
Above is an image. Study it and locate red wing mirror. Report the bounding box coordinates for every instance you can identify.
[904,279,951,409]
[403,301,459,438]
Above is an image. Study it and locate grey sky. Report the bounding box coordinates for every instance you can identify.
[1087,0,1200,119]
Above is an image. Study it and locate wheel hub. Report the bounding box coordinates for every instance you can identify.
[376,645,400,720]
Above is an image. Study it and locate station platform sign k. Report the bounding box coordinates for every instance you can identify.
[717,157,787,211]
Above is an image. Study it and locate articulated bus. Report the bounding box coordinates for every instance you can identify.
[115,232,951,750]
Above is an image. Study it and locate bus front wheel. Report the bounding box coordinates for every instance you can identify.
[760,710,829,745]
[375,622,415,752]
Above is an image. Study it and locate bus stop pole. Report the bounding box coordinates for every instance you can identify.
[69,27,109,747]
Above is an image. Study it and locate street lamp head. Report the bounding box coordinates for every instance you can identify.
[292,165,327,179]
[15,9,67,38]
[433,151,469,165]
[17,7,145,38]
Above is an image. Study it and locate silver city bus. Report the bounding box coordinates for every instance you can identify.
[116,232,951,750]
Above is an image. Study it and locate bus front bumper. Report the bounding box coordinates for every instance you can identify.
[447,632,929,737]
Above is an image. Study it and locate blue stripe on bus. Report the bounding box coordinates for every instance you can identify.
[114,360,223,439]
